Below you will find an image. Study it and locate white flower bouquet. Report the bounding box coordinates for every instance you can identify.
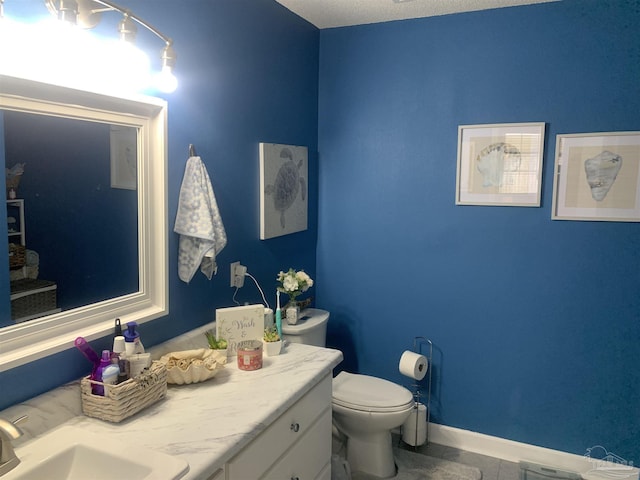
[277,268,314,306]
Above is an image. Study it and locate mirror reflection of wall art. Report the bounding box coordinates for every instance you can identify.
[110,125,138,190]
[456,123,546,206]
[259,143,308,239]
[552,132,640,222]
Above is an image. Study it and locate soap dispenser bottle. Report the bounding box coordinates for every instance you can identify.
[123,321,145,356]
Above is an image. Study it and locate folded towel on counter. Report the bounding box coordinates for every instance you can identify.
[174,156,227,283]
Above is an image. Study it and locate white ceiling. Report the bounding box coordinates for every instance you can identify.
[275,0,558,29]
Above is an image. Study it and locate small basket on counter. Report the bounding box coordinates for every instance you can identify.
[80,361,167,423]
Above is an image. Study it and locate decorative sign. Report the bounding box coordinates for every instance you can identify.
[215,304,265,356]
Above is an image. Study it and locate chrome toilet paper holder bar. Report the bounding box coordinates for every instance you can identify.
[404,336,433,448]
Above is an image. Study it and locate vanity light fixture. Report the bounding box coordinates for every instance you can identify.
[118,12,137,42]
[41,0,178,92]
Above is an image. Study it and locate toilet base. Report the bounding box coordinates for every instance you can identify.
[345,430,396,478]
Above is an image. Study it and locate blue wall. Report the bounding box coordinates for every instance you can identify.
[3,112,138,317]
[318,0,639,460]
[2,0,638,463]
[0,0,319,408]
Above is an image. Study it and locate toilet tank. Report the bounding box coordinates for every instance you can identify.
[281,308,329,347]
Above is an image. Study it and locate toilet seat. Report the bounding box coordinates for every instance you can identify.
[332,371,414,413]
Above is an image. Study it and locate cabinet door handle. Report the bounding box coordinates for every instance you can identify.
[290,422,300,432]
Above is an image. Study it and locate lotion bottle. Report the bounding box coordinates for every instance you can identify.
[101,362,120,394]
[112,335,129,383]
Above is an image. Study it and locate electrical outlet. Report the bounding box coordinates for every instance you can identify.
[230,261,246,288]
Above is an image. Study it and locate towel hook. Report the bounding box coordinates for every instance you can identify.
[189,144,197,156]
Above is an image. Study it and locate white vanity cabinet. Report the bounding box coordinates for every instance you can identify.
[0,342,343,480]
[225,373,332,480]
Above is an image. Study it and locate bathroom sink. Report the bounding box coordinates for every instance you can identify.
[4,425,189,480]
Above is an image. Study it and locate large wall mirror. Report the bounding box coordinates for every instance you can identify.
[0,75,168,371]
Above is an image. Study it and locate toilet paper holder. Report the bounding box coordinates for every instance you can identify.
[403,336,433,448]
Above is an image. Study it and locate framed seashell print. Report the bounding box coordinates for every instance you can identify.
[456,123,546,206]
[552,132,640,222]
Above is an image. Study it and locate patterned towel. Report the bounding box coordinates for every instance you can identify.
[174,156,227,283]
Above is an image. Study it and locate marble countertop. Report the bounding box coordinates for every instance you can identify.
[0,322,343,480]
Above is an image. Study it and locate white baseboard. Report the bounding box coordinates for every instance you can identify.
[428,423,638,480]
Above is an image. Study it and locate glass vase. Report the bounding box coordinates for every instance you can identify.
[285,301,300,325]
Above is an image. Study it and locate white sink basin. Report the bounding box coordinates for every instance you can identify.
[4,425,189,480]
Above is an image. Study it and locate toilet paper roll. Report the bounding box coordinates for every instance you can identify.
[402,403,427,446]
[398,350,428,381]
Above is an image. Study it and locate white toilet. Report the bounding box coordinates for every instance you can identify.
[281,308,330,347]
[284,308,415,479]
[332,372,414,478]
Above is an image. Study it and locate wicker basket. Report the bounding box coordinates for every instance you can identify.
[8,244,25,269]
[10,279,57,321]
[81,361,167,423]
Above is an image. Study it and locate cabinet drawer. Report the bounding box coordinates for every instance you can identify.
[227,374,331,479]
[263,407,332,480]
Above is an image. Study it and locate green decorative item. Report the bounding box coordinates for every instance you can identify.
[263,326,283,356]
[205,330,228,350]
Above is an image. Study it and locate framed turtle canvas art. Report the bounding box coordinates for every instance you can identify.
[456,123,546,206]
[259,143,308,239]
[551,131,640,222]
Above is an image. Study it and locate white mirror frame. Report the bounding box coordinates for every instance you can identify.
[0,75,168,371]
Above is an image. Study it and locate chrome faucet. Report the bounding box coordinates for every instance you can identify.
[0,415,27,477]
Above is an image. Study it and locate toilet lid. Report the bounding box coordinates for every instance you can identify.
[332,372,414,412]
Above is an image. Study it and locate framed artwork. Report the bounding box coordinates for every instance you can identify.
[552,131,640,222]
[259,142,308,239]
[456,123,546,206]
[110,125,137,190]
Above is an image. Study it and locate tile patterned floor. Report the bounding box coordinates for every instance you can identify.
[396,438,521,480]
[334,432,521,479]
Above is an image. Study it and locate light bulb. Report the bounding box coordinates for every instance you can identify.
[155,66,178,93]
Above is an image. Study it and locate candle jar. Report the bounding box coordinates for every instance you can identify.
[237,340,263,371]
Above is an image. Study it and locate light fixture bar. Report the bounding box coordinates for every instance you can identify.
[118,13,137,42]
[86,0,172,45]
[43,0,173,51]
[41,0,177,91]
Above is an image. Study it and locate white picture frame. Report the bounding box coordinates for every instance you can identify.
[551,131,640,222]
[456,123,546,206]
[110,125,137,190]
[259,143,308,239]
